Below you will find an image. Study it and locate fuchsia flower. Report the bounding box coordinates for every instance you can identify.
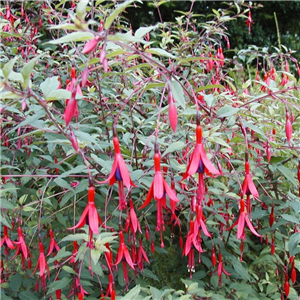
[98,136,136,190]
[0,226,15,255]
[31,242,50,290]
[137,238,150,271]
[82,37,100,54]
[46,229,60,257]
[168,91,178,133]
[125,199,142,240]
[181,121,221,182]
[245,10,254,34]
[98,134,136,210]
[213,251,231,286]
[139,144,179,239]
[11,227,28,270]
[115,231,134,269]
[228,198,262,239]
[241,161,259,199]
[68,186,106,241]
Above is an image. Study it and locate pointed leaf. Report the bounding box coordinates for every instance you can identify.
[21,55,42,88]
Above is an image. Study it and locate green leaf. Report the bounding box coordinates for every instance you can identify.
[40,76,60,99]
[121,285,141,300]
[108,32,144,43]
[60,234,89,243]
[2,56,18,79]
[243,121,266,139]
[171,80,185,109]
[145,47,176,59]
[49,23,78,30]
[48,32,94,44]
[90,249,101,265]
[54,177,74,193]
[47,277,72,295]
[62,266,78,275]
[289,233,300,256]
[233,261,250,280]
[21,55,42,88]
[18,291,39,300]
[277,165,297,187]
[58,165,87,180]
[104,0,138,30]
[0,199,15,210]
[46,89,72,101]
[0,91,22,99]
[281,214,299,224]
[217,105,240,118]
[10,274,22,292]
[150,286,162,300]
[76,0,88,19]
[0,215,11,228]
[162,141,185,157]
[135,25,158,39]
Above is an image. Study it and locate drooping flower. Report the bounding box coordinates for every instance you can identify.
[168,91,178,133]
[64,90,78,126]
[46,229,60,257]
[31,242,50,290]
[181,117,221,182]
[213,251,231,286]
[137,239,150,272]
[11,227,28,270]
[115,231,134,269]
[285,111,292,144]
[227,198,262,239]
[97,134,136,210]
[245,10,254,34]
[125,199,142,240]
[241,161,259,200]
[82,37,100,54]
[68,186,106,241]
[0,226,15,255]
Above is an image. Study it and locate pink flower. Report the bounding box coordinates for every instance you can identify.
[137,239,150,271]
[228,199,262,239]
[11,227,28,270]
[182,122,220,182]
[168,91,178,133]
[115,231,134,269]
[46,229,60,257]
[241,161,259,199]
[68,186,106,236]
[0,226,15,255]
[245,10,254,34]
[82,37,100,54]
[98,136,136,190]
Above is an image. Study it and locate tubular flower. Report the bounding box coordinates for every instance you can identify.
[228,199,262,239]
[125,199,142,240]
[241,161,259,200]
[137,239,150,272]
[46,229,60,257]
[213,251,231,286]
[31,242,50,290]
[68,186,106,237]
[245,10,254,34]
[98,136,136,190]
[98,136,136,210]
[181,124,221,182]
[115,231,134,270]
[11,227,28,270]
[139,152,179,211]
[0,226,15,255]
[168,91,178,133]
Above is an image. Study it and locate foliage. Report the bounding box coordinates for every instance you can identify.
[1,1,300,300]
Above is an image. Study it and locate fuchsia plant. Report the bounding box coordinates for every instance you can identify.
[1,0,300,299]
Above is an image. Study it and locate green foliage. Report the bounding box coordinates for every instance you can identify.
[1,1,300,299]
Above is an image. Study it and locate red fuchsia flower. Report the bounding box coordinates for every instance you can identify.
[115,231,134,289]
[68,186,106,246]
[217,47,225,67]
[125,199,142,241]
[213,251,231,286]
[139,143,179,233]
[228,198,262,240]
[69,130,79,153]
[211,246,217,267]
[245,10,254,34]
[115,231,134,269]
[284,273,290,297]
[70,241,78,264]
[241,160,259,213]
[137,239,150,272]
[181,115,221,182]
[168,91,178,133]
[0,226,15,255]
[69,277,89,300]
[46,229,60,257]
[183,219,204,277]
[31,242,50,290]
[106,274,116,299]
[97,132,136,210]
[104,242,114,274]
[195,203,212,238]
[11,227,28,270]
[285,110,292,144]
[64,90,79,126]
[82,37,100,54]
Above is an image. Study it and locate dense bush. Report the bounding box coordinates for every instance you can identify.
[1,1,300,299]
